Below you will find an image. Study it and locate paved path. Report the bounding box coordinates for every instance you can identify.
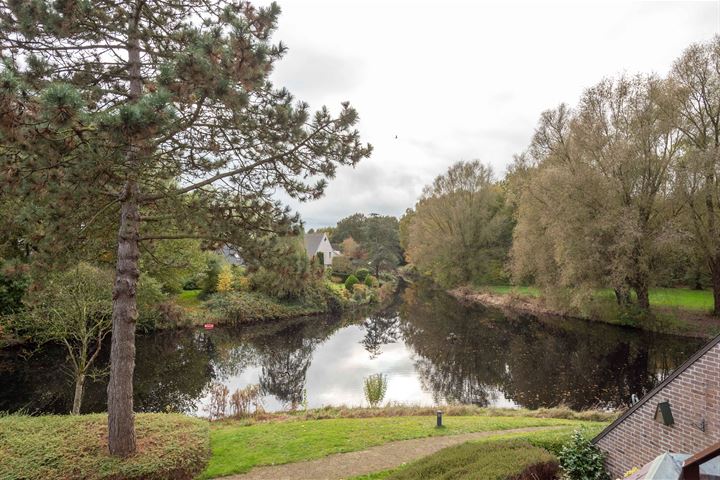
[215,426,565,480]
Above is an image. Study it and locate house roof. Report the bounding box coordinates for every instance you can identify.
[303,233,326,255]
[593,333,720,444]
[218,245,244,266]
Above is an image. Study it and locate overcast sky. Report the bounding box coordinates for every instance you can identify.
[262,0,720,229]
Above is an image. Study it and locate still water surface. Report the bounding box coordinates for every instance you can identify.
[0,285,704,415]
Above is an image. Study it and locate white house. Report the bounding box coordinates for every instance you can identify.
[303,232,339,267]
[217,245,244,266]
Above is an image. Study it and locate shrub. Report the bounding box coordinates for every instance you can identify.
[332,255,353,275]
[363,373,388,407]
[355,268,370,282]
[364,274,377,287]
[0,413,209,480]
[233,274,251,291]
[352,283,370,302]
[377,280,397,304]
[558,430,609,480]
[324,281,349,312]
[201,256,223,298]
[0,260,29,315]
[153,300,190,330]
[216,264,234,292]
[345,274,359,290]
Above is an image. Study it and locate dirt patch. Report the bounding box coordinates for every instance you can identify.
[449,287,561,318]
[214,426,566,480]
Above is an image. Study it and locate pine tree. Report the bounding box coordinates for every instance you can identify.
[0,1,371,456]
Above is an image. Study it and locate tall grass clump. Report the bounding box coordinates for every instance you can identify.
[363,373,388,407]
[230,384,264,418]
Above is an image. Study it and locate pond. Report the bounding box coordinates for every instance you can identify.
[0,284,705,415]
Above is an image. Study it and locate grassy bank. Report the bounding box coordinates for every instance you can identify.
[0,413,209,480]
[349,426,604,480]
[488,285,715,311]
[457,285,720,338]
[201,411,608,479]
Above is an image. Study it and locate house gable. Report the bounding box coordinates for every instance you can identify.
[594,334,720,478]
[303,233,335,267]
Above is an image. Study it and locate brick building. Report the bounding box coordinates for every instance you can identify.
[594,334,720,479]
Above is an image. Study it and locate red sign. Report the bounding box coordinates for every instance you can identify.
[203,323,215,330]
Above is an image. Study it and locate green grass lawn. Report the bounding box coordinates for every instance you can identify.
[488,285,542,298]
[175,289,203,308]
[201,415,606,479]
[647,288,714,311]
[488,285,714,312]
[0,413,209,480]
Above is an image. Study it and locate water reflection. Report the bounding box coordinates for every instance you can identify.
[400,286,701,409]
[361,313,401,359]
[0,284,704,414]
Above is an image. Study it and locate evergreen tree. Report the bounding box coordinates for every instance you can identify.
[330,213,369,244]
[0,1,370,455]
[364,215,402,276]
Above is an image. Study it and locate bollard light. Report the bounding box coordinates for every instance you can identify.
[436,410,443,428]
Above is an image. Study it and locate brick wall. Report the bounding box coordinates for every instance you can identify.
[595,338,720,479]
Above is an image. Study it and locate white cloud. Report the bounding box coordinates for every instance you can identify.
[262,0,719,228]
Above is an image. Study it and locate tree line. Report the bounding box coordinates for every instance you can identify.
[402,36,720,317]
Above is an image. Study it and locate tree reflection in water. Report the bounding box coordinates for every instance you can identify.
[361,313,401,359]
[252,320,329,409]
[399,283,703,410]
[0,284,705,414]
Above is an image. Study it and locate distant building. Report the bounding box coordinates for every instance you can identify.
[218,245,244,266]
[303,232,339,267]
[594,334,720,478]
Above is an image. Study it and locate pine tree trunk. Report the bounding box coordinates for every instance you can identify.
[107,12,143,457]
[72,372,85,415]
[107,183,140,456]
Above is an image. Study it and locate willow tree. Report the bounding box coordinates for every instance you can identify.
[406,161,512,288]
[511,76,681,311]
[571,75,681,310]
[0,0,370,456]
[670,36,720,315]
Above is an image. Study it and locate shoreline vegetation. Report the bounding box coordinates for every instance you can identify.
[0,275,400,349]
[181,275,400,328]
[450,285,720,338]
